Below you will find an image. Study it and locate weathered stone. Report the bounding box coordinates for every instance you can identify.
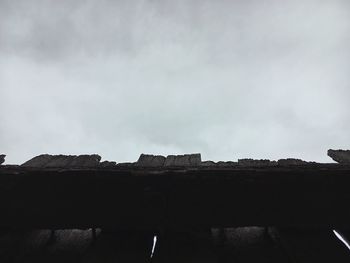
[164,154,201,167]
[45,155,78,167]
[22,154,102,168]
[100,161,117,167]
[136,154,166,167]
[116,162,135,168]
[216,161,238,167]
[328,149,350,164]
[22,154,54,167]
[278,158,307,165]
[69,154,101,167]
[238,159,276,166]
[0,154,5,165]
[200,161,217,167]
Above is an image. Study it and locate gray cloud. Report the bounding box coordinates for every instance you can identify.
[1,0,350,164]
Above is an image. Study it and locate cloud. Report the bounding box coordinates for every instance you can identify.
[1,0,350,164]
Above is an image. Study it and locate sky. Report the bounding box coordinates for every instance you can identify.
[1,0,350,164]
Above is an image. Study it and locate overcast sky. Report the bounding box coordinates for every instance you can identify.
[1,0,350,164]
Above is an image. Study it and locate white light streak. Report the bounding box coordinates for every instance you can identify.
[150,235,157,258]
[333,230,350,251]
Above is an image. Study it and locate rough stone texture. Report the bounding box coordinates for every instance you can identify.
[69,154,101,167]
[22,154,102,168]
[216,161,238,167]
[0,154,5,165]
[278,158,308,165]
[136,154,166,167]
[44,155,77,167]
[328,149,350,164]
[238,159,277,166]
[116,162,135,168]
[200,161,217,167]
[164,154,201,167]
[100,161,117,167]
[21,154,54,167]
